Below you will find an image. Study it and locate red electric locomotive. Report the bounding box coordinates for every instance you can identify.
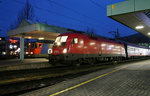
[48,32,126,65]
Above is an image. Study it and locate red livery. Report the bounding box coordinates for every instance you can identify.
[48,32,130,65]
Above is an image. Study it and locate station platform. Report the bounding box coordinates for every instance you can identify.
[20,59,150,96]
[0,58,50,71]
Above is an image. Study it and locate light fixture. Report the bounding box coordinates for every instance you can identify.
[38,37,44,40]
[147,32,150,35]
[135,25,144,29]
[0,38,2,40]
[28,37,32,39]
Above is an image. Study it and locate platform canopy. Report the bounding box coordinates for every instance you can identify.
[107,0,150,38]
[7,20,68,40]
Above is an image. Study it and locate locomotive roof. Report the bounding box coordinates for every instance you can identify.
[59,32,150,49]
[60,32,123,44]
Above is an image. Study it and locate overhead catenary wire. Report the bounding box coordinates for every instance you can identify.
[13,0,113,32]
[49,0,130,36]
[12,0,131,37]
[89,0,106,10]
[47,0,115,30]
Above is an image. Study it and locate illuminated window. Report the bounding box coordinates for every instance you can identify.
[55,36,68,43]
[80,40,84,44]
[90,42,95,45]
[74,38,78,44]
[55,37,61,42]
[71,38,78,44]
[60,36,68,42]
[101,43,106,47]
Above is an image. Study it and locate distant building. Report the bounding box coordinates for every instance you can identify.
[120,33,150,48]
[0,37,19,57]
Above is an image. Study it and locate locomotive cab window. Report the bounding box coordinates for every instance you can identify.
[54,36,68,47]
[71,38,78,44]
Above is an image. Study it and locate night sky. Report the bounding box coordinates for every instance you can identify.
[0,0,137,38]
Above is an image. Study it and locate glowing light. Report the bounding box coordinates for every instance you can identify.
[107,47,112,50]
[101,44,106,47]
[26,52,29,54]
[109,45,114,47]
[38,37,44,40]
[90,42,95,45]
[31,52,33,54]
[15,48,20,52]
[14,45,17,49]
[63,48,67,53]
[80,40,84,44]
[0,38,1,40]
[135,25,144,29]
[28,37,32,39]
[2,52,6,55]
[148,32,150,35]
[9,45,13,49]
[57,42,61,46]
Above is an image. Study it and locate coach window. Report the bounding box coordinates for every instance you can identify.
[39,44,42,48]
[71,38,78,44]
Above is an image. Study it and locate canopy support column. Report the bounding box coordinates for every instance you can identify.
[20,34,25,61]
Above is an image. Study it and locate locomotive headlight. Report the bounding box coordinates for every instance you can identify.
[31,52,33,54]
[57,42,61,46]
[63,48,67,54]
[48,49,52,54]
[26,52,29,54]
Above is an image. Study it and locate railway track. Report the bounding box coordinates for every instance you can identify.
[0,57,149,96]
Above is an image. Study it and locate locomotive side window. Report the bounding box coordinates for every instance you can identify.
[71,38,78,44]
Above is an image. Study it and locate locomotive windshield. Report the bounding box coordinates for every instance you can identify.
[54,36,68,47]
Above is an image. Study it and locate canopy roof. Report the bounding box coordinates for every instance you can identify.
[107,0,150,38]
[8,20,67,40]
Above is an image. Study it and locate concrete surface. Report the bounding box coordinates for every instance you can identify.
[20,59,150,96]
[0,58,50,71]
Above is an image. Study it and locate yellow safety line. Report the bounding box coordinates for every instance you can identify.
[49,67,124,96]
